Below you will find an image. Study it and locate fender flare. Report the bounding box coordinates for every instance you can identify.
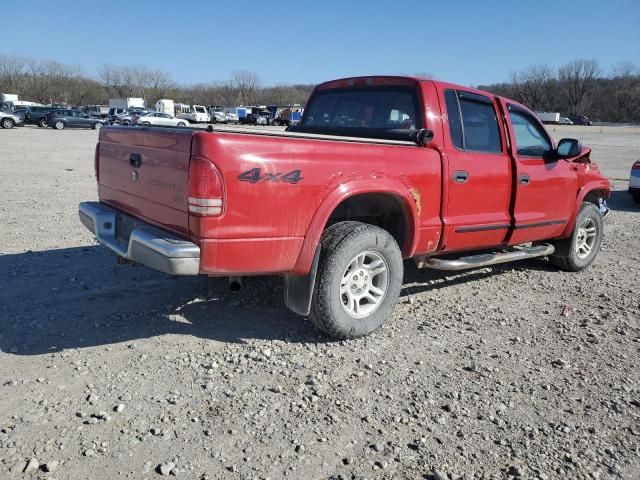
[290,178,420,274]
[559,179,611,238]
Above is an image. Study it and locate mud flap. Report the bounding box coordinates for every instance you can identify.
[283,246,321,316]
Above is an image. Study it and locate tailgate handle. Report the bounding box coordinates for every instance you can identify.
[129,153,142,168]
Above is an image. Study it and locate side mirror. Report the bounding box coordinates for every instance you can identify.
[557,138,581,157]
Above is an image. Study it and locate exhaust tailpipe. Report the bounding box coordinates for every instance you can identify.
[229,276,242,291]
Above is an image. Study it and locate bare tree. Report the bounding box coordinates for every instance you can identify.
[558,59,600,116]
[510,64,554,111]
[232,70,261,105]
[608,61,640,123]
[0,54,27,95]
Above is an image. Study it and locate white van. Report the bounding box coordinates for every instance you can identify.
[177,104,210,123]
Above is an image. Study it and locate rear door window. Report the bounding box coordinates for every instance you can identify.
[445,89,502,153]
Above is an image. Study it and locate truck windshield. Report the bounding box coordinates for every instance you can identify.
[302,87,420,130]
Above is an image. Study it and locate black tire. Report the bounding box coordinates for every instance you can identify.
[142,121,151,126]
[54,121,65,130]
[1,118,15,129]
[93,122,103,130]
[38,118,47,128]
[177,122,186,127]
[549,202,603,272]
[632,193,640,205]
[309,221,403,339]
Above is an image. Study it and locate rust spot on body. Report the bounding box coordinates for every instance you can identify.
[409,188,422,215]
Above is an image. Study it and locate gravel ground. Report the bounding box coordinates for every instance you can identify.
[0,125,639,479]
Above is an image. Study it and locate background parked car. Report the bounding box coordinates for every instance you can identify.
[559,117,574,125]
[24,106,63,127]
[46,109,105,130]
[111,109,152,125]
[569,115,592,125]
[107,107,126,124]
[629,161,640,204]
[133,112,189,127]
[0,110,24,129]
[240,107,270,126]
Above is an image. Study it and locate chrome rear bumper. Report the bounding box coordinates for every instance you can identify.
[78,201,200,275]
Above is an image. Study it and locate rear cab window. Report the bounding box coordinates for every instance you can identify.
[303,87,420,130]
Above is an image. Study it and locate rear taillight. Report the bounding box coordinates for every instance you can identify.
[188,156,224,216]
[633,161,640,170]
[94,144,99,181]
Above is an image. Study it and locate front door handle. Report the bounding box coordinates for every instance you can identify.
[519,174,530,185]
[453,170,469,183]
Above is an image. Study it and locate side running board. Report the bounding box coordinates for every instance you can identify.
[415,244,555,271]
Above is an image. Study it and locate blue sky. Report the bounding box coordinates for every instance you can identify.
[3,0,639,86]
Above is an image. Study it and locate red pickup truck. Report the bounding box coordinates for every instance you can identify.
[79,76,610,339]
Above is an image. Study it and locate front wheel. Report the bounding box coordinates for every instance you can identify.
[54,121,65,130]
[549,202,603,271]
[93,122,103,130]
[177,122,186,127]
[309,222,403,339]
[1,118,15,129]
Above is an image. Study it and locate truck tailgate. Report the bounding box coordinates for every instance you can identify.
[97,127,193,236]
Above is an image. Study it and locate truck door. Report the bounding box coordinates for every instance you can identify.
[499,101,579,245]
[439,89,512,251]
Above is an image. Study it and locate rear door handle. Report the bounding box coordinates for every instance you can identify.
[519,174,530,185]
[453,170,469,183]
[129,153,142,168]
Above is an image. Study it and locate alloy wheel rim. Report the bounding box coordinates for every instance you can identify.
[339,251,389,319]
[575,217,597,259]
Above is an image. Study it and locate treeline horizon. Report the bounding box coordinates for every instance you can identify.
[1,55,639,123]
[478,59,640,124]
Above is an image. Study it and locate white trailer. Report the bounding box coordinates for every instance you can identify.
[109,98,145,110]
[1,93,19,104]
[535,112,561,124]
[155,99,175,116]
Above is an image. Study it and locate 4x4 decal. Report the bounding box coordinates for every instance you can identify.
[238,168,303,184]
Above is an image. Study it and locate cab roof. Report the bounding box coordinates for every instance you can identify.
[315,75,531,112]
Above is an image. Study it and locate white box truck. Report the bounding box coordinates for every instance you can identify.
[109,98,145,110]
[155,99,175,116]
[535,112,560,124]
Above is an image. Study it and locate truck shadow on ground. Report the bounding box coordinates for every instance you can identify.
[0,245,554,356]
[607,189,639,213]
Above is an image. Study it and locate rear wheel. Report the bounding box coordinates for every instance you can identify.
[309,221,403,339]
[54,121,65,130]
[1,118,15,129]
[632,193,640,205]
[93,122,103,130]
[177,122,186,127]
[142,121,151,126]
[549,202,603,271]
[38,118,47,128]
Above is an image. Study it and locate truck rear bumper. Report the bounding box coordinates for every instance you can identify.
[78,201,200,275]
